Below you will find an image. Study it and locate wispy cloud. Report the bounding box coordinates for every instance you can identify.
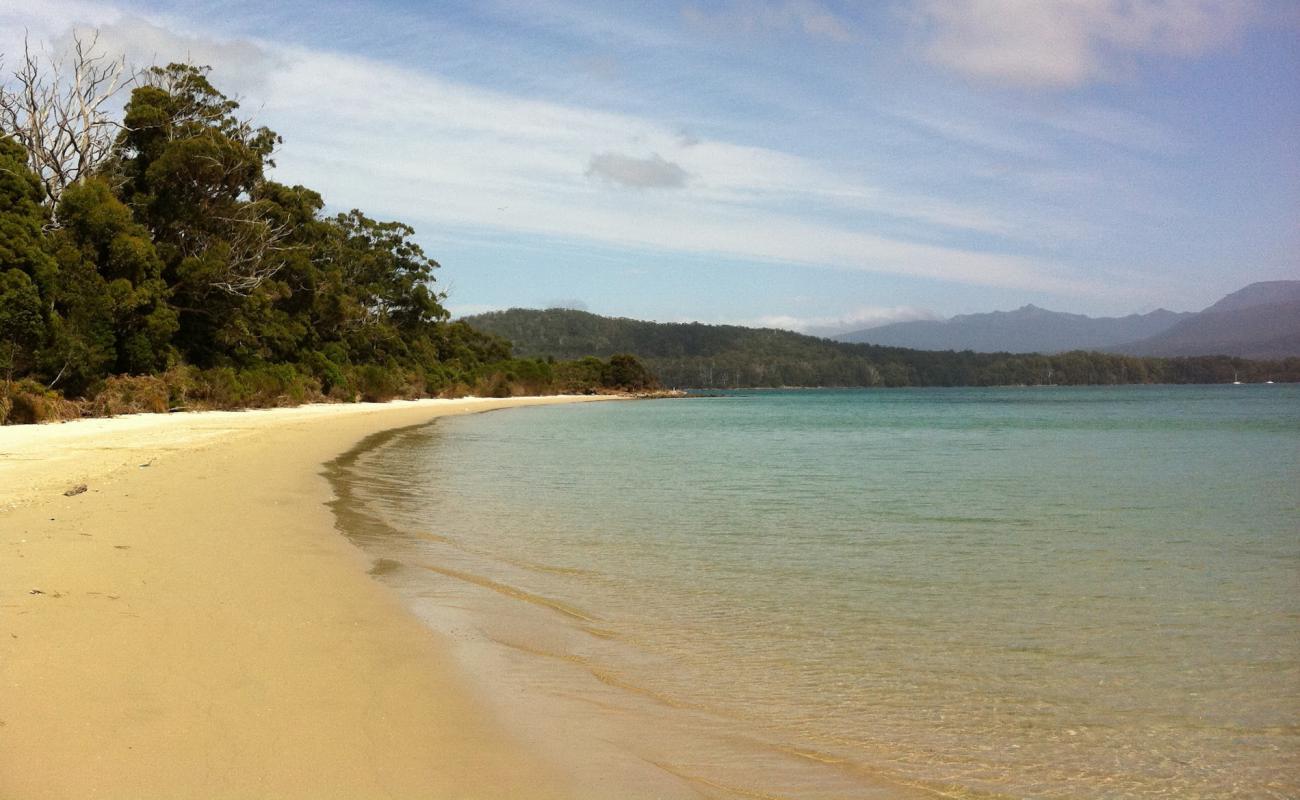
[888,106,1053,161]
[911,0,1263,89]
[1025,105,1187,156]
[748,306,941,335]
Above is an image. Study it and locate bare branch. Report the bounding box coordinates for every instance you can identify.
[0,30,137,217]
[204,201,298,296]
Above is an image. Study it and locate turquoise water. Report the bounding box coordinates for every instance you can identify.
[333,386,1300,798]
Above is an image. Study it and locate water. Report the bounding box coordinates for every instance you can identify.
[329,386,1300,799]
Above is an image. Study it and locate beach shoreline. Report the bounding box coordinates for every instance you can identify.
[0,396,613,799]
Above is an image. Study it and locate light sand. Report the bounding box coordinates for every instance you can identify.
[0,396,614,800]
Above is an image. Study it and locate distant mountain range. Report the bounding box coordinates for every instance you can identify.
[833,281,1300,358]
[835,306,1190,353]
[1111,282,1300,359]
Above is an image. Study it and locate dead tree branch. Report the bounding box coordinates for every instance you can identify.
[206,201,297,296]
[0,31,136,215]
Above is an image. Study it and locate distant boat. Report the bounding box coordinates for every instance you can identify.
[1232,371,1243,385]
[1265,380,1275,384]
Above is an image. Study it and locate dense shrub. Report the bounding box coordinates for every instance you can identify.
[0,379,82,424]
[88,374,171,416]
[353,364,414,403]
[188,367,247,408]
[240,364,321,407]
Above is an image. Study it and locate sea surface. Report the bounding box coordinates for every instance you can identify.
[329,386,1300,799]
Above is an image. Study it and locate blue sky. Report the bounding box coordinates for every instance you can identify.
[4,0,1297,332]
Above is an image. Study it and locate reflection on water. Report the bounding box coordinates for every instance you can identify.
[329,386,1300,799]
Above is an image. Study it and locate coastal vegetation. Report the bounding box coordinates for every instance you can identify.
[0,50,652,424]
[464,308,1300,389]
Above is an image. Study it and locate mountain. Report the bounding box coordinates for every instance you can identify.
[461,308,1298,389]
[1113,281,1300,359]
[1200,280,1300,313]
[834,306,1190,353]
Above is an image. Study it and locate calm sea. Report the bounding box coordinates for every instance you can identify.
[330,386,1299,799]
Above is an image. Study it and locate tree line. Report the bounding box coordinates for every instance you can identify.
[0,44,653,424]
[464,308,1300,389]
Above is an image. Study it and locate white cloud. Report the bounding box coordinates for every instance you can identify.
[83,14,285,95]
[913,0,1262,88]
[0,0,118,59]
[749,306,941,336]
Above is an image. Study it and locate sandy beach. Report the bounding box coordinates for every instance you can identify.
[0,396,612,800]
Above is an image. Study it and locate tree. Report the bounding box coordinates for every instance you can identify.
[114,64,283,296]
[110,63,289,363]
[602,353,656,390]
[314,210,448,365]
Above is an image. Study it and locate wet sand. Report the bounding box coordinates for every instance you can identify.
[0,397,611,800]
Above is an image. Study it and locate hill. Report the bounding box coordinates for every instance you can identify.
[835,305,1189,353]
[1113,282,1300,359]
[1201,281,1300,313]
[462,308,1298,389]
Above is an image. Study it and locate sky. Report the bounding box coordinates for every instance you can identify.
[2,0,1297,333]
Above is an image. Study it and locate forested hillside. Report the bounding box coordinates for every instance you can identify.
[0,55,651,424]
[463,308,1300,388]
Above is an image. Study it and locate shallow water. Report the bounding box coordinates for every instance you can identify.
[330,386,1300,798]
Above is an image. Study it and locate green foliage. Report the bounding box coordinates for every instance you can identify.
[115,64,279,244]
[0,136,57,379]
[45,178,178,389]
[602,353,657,391]
[0,269,43,379]
[0,136,56,285]
[352,364,415,403]
[554,356,606,393]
